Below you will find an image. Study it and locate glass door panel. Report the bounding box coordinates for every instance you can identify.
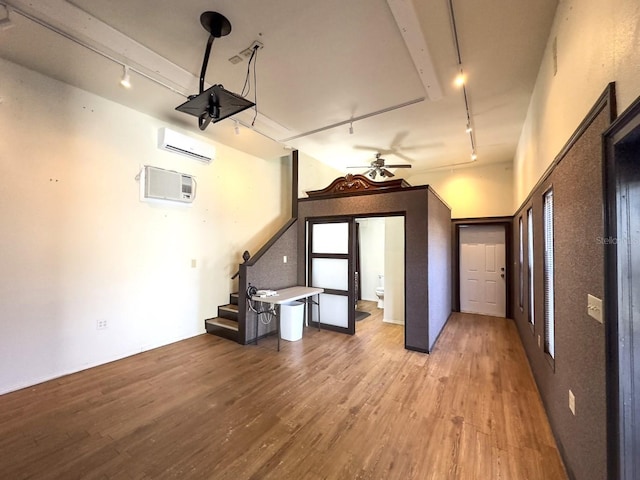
[310,294,349,328]
[308,219,354,334]
[312,223,349,254]
[311,258,349,291]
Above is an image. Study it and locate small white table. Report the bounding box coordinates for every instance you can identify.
[251,286,324,351]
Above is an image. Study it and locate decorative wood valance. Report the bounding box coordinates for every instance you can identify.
[305,174,411,198]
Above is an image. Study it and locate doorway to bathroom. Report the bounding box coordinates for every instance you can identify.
[354,216,405,331]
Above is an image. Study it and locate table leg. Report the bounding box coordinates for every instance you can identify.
[277,304,281,352]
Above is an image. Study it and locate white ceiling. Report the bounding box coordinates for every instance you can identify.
[0,0,557,178]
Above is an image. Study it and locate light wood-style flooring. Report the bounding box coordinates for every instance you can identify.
[0,304,567,479]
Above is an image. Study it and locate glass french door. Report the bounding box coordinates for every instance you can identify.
[307,218,355,334]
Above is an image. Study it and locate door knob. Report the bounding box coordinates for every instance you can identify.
[500,273,505,278]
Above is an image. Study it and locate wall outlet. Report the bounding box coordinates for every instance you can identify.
[283,255,287,264]
[97,319,107,330]
[569,389,576,415]
[587,294,603,323]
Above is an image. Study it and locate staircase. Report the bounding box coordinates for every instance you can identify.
[205,292,239,342]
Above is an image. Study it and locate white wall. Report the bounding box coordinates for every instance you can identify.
[0,59,289,394]
[407,161,513,219]
[297,152,344,198]
[514,0,640,206]
[355,217,385,302]
[383,216,405,324]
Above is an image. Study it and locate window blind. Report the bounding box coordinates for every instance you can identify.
[543,190,555,358]
[527,208,534,326]
[519,217,524,309]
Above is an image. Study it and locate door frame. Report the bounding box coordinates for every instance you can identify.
[307,216,356,335]
[305,213,407,338]
[452,217,513,318]
[603,94,640,480]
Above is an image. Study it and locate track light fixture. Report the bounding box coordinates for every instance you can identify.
[349,122,354,135]
[234,120,240,135]
[0,5,14,31]
[120,65,131,88]
[449,0,476,165]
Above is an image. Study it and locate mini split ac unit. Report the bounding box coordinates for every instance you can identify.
[158,127,215,163]
[141,165,195,203]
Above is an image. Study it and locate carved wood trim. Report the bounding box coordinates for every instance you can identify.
[305,174,411,198]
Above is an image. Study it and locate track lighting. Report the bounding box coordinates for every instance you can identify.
[471,152,477,161]
[120,65,131,88]
[465,124,472,133]
[234,120,240,135]
[0,5,14,31]
[349,122,354,135]
[454,72,465,87]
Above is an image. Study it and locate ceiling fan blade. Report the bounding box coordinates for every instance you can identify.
[389,131,410,148]
[385,164,412,168]
[381,168,395,178]
[353,145,394,154]
[347,165,371,168]
[392,151,416,163]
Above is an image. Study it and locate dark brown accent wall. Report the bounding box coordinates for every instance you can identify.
[427,189,453,350]
[511,84,616,480]
[297,186,452,352]
[238,220,298,344]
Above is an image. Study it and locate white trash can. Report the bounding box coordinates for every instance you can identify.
[280,301,305,341]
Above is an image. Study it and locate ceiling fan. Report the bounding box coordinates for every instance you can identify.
[347,153,412,179]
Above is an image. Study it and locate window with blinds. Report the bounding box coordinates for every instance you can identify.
[543,190,555,359]
[527,208,534,326]
[519,216,524,310]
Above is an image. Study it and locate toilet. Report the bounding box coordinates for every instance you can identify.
[374,274,384,309]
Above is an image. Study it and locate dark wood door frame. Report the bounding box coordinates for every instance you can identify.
[307,217,356,335]
[604,95,640,480]
[451,217,513,318]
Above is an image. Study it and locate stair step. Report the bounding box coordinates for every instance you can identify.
[205,317,239,343]
[230,292,239,305]
[218,304,238,321]
[205,317,239,331]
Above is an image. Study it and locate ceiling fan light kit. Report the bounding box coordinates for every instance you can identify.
[348,153,411,180]
[175,11,255,131]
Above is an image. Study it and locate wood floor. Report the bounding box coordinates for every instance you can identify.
[0,305,567,479]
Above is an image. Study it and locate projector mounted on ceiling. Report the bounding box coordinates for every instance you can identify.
[175,12,255,131]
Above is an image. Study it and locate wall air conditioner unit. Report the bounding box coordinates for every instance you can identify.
[141,165,195,203]
[158,127,215,163]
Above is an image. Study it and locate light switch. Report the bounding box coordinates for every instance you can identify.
[587,294,603,323]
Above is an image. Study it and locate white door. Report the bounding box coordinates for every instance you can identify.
[460,225,506,317]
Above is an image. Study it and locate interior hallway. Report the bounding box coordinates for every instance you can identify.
[0,312,566,479]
